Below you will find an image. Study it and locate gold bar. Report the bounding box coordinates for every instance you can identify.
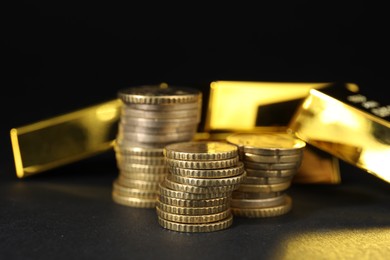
[10,99,122,178]
[205,80,341,184]
[205,80,330,131]
[288,83,390,184]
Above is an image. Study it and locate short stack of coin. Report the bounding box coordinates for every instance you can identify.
[156,141,246,232]
[226,132,306,218]
[157,141,247,232]
[112,84,202,208]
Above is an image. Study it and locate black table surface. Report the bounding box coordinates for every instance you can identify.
[1,149,389,259]
[3,3,390,259]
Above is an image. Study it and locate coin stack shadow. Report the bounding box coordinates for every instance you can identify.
[112,84,202,208]
[226,132,306,218]
[156,141,247,232]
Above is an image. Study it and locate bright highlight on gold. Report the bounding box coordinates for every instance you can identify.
[289,84,390,183]
[205,80,329,131]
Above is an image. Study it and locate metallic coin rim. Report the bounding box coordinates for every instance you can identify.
[157,214,233,232]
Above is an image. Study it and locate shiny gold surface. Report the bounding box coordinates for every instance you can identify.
[10,99,122,178]
[289,84,390,183]
[273,228,390,260]
[205,80,330,131]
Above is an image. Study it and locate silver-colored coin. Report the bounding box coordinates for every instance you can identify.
[112,179,158,199]
[243,161,301,170]
[115,154,166,165]
[118,131,196,144]
[232,190,283,199]
[121,107,200,119]
[245,168,298,178]
[126,100,201,111]
[120,116,201,127]
[119,171,167,182]
[237,182,291,193]
[117,176,161,191]
[231,195,292,218]
[118,123,199,135]
[113,142,164,156]
[118,84,202,105]
[164,141,238,160]
[117,163,168,174]
[243,151,303,164]
[230,194,287,208]
[115,139,172,149]
[226,132,306,156]
[112,191,157,208]
[241,176,293,185]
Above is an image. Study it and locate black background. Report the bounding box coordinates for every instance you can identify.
[2,2,390,259]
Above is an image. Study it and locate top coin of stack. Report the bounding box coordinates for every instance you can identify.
[112,83,203,208]
[226,132,306,218]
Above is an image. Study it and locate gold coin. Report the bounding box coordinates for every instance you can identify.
[165,156,239,170]
[158,194,229,207]
[231,195,292,218]
[168,170,246,187]
[158,183,231,200]
[168,162,245,178]
[226,132,306,155]
[157,214,233,232]
[164,177,241,194]
[156,200,229,215]
[156,207,231,224]
[164,141,238,160]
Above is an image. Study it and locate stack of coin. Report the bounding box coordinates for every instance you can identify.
[112,84,202,208]
[157,141,247,232]
[226,132,306,218]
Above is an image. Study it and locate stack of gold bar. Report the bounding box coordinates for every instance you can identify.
[112,84,203,208]
[156,141,247,232]
[226,132,306,218]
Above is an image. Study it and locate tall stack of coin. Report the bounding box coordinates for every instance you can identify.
[226,132,306,218]
[156,141,247,232]
[112,84,202,208]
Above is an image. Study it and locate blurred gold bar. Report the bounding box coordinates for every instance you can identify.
[205,80,330,131]
[10,99,122,178]
[288,83,390,184]
[205,80,341,184]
